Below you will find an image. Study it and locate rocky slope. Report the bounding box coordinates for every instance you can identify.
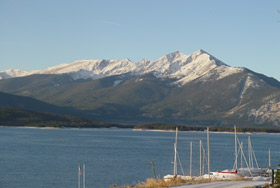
[0,50,279,127]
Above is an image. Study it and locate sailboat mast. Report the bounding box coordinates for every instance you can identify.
[207,127,210,178]
[173,127,178,175]
[234,125,238,169]
[78,164,81,188]
[248,136,254,168]
[240,142,243,168]
[203,148,205,175]
[238,138,253,176]
[269,149,271,167]
[190,142,192,176]
[83,164,86,188]
[200,140,202,176]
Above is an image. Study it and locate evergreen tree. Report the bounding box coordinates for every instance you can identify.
[274,163,280,188]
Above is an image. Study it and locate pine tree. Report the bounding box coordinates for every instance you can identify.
[274,163,280,188]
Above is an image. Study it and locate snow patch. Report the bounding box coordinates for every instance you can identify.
[0,69,29,79]
[0,50,246,87]
[113,80,123,86]
[135,78,143,82]
[248,98,280,126]
[243,74,262,92]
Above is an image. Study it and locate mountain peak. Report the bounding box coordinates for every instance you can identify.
[197,49,207,54]
[0,50,240,84]
[191,49,227,67]
[192,49,211,57]
[168,50,183,55]
[166,50,184,57]
[125,58,133,62]
[160,51,187,63]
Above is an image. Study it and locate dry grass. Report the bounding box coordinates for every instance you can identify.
[112,176,249,188]
[135,178,186,188]
[110,178,188,188]
[226,177,249,181]
[134,177,222,188]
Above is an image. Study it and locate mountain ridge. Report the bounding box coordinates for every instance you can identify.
[0,50,245,86]
[0,50,280,127]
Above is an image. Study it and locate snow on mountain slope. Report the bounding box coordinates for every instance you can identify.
[172,50,243,85]
[135,51,189,78]
[0,69,28,79]
[134,49,243,85]
[29,59,136,80]
[248,95,280,126]
[0,50,244,85]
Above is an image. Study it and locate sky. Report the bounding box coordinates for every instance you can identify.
[0,0,280,80]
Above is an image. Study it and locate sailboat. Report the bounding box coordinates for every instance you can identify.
[213,126,266,179]
[164,127,211,181]
[202,126,241,179]
[164,127,191,180]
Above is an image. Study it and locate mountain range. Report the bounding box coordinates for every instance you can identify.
[0,50,242,85]
[1,50,280,127]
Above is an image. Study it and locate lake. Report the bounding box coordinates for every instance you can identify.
[0,127,279,188]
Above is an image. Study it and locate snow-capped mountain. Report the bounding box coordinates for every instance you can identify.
[0,69,28,79]
[0,50,244,86]
[1,49,280,127]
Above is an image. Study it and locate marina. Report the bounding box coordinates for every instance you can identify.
[164,126,273,185]
[0,127,279,188]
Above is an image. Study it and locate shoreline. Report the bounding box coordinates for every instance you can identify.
[1,125,280,135]
[133,128,280,135]
[23,126,60,129]
[0,125,125,130]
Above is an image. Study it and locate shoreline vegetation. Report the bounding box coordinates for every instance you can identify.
[109,177,254,188]
[0,107,133,129]
[1,107,280,133]
[134,123,280,134]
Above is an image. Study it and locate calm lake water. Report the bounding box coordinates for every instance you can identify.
[0,127,279,188]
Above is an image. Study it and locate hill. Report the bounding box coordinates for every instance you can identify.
[0,107,124,128]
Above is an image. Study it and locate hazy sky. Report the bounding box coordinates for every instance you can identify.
[1,0,279,80]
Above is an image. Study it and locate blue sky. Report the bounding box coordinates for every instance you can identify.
[1,0,279,80]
